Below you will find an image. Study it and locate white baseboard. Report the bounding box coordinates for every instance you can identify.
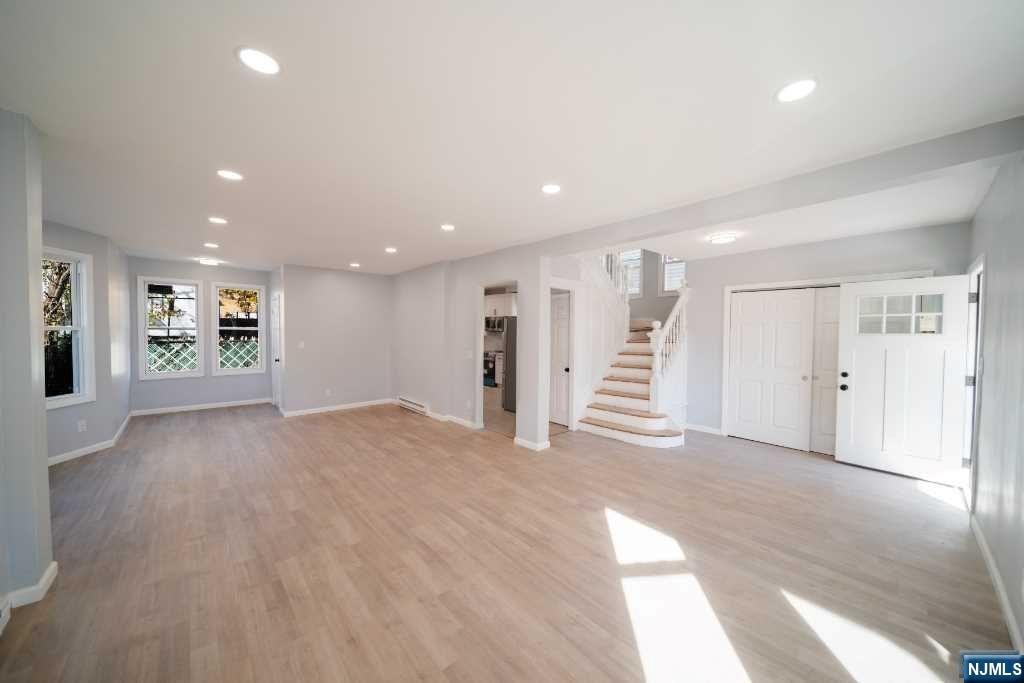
[685,423,723,436]
[9,561,58,608]
[514,437,551,452]
[132,397,272,417]
[446,415,484,430]
[281,398,395,418]
[971,515,1023,651]
[49,412,132,467]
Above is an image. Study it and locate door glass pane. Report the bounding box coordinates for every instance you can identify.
[858,316,882,334]
[916,314,943,334]
[859,296,883,315]
[885,295,913,315]
[42,259,74,326]
[916,294,943,314]
[44,329,80,397]
[885,315,912,334]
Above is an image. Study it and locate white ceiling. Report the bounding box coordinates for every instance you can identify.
[1,1,1022,274]
[629,162,999,261]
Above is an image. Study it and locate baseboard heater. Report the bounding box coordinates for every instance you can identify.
[397,396,428,416]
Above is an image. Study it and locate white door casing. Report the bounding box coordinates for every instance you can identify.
[810,287,840,455]
[550,292,570,426]
[271,292,282,407]
[727,289,815,451]
[835,275,968,485]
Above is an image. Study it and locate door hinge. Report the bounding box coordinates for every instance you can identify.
[965,375,976,387]
[968,292,979,304]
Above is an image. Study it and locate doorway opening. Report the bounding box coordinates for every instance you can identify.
[549,288,571,438]
[482,282,518,438]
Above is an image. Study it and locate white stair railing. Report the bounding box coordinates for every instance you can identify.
[647,284,689,427]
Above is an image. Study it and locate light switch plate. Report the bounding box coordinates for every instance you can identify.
[77,419,87,433]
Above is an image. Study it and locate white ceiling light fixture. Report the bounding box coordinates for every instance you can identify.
[349,262,361,268]
[384,246,398,253]
[237,47,281,75]
[440,224,455,232]
[217,169,244,181]
[204,242,219,249]
[208,216,228,225]
[776,79,817,103]
[541,184,561,195]
[198,257,220,266]
[706,232,739,245]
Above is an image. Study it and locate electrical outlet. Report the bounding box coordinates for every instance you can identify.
[325,388,332,397]
[465,399,471,409]
[77,419,87,433]
[298,341,306,349]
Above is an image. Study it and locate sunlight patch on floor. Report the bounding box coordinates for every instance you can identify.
[782,589,943,683]
[604,508,685,565]
[915,480,967,511]
[621,573,752,683]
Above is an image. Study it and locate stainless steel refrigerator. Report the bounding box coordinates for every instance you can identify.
[502,316,516,412]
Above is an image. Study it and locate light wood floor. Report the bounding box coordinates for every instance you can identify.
[482,386,567,439]
[0,405,1010,682]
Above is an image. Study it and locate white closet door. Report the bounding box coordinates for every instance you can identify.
[727,289,815,450]
[810,287,840,455]
[549,293,570,426]
[835,275,968,485]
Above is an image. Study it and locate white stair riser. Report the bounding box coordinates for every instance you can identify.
[603,379,650,394]
[586,408,669,431]
[623,341,651,352]
[595,393,650,411]
[610,366,652,380]
[578,421,684,448]
[617,354,653,367]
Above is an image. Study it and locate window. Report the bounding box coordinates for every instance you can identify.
[858,293,944,335]
[621,249,643,299]
[139,277,202,379]
[212,283,265,375]
[42,249,95,408]
[660,255,686,295]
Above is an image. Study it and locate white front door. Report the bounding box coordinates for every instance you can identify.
[810,287,840,455]
[835,275,968,485]
[550,292,570,426]
[271,292,282,408]
[727,289,815,450]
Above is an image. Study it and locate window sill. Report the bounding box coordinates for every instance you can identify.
[139,370,205,381]
[212,366,266,377]
[46,393,96,410]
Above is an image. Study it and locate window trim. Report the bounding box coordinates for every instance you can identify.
[620,249,643,300]
[44,248,96,409]
[210,282,267,376]
[658,255,686,297]
[138,275,204,381]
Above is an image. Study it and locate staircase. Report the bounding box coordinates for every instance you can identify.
[579,320,685,448]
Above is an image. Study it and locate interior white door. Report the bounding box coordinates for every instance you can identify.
[270,292,282,408]
[810,287,840,455]
[835,275,968,485]
[727,289,815,450]
[550,292,570,426]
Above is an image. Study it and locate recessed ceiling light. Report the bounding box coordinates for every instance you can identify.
[237,48,280,75]
[208,216,228,225]
[385,246,398,254]
[707,232,739,245]
[217,169,244,181]
[776,79,817,103]
[204,242,220,249]
[541,184,561,195]
[198,258,220,266]
[349,262,361,268]
[440,224,455,232]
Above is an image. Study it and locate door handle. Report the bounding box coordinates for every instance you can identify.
[564,367,570,373]
[274,358,280,363]
[840,384,849,391]
[840,371,849,378]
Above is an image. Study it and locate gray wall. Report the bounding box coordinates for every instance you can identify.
[392,263,450,414]
[280,264,393,413]
[128,257,272,411]
[628,249,677,323]
[0,109,53,597]
[685,222,973,429]
[970,153,1024,644]
[42,222,131,458]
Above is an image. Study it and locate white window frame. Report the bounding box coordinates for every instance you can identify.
[210,282,267,376]
[621,249,643,300]
[138,275,204,381]
[659,255,686,296]
[43,248,96,409]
